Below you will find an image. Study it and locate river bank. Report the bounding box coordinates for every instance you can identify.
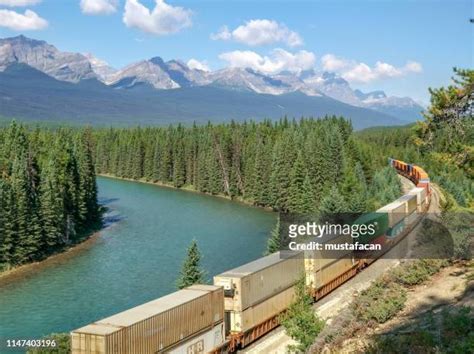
[0,229,103,285]
[98,173,275,211]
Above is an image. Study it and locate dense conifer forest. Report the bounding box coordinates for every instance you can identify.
[92,117,402,214]
[0,123,100,270]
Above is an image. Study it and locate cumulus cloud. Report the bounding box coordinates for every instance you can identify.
[0,0,41,6]
[80,0,118,15]
[321,54,423,83]
[123,0,192,36]
[219,49,315,74]
[0,9,48,30]
[187,58,210,72]
[211,19,303,47]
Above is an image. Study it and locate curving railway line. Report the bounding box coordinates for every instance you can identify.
[70,159,432,354]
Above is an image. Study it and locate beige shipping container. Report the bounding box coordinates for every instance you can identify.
[228,286,296,333]
[303,232,353,270]
[396,194,417,214]
[306,257,355,291]
[71,324,121,354]
[213,251,304,313]
[164,322,224,354]
[378,200,406,228]
[408,187,427,211]
[71,284,223,354]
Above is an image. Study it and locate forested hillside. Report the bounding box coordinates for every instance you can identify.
[0,123,100,271]
[357,68,473,210]
[93,117,401,214]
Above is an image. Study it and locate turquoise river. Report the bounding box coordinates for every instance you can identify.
[0,176,276,344]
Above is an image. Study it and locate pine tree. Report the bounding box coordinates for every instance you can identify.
[39,159,66,249]
[265,216,281,255]
[279,276,325,352]
[288,152,314,213]
[176,239,205,289]
[319,185,347,222]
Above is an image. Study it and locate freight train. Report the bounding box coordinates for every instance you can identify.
[71,159,431,354]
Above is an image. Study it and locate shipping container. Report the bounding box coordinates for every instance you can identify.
[303,232,353,269]
[355,234,387,261]
[386,220,405,239]
[165,322,224,354]
[305,257,355,291]
[71,285,223,354]
[377,200,406,228]
[417,182,430,196]
[227,286,296,333]
[408,187,427,211]
[351,212,389,244]
[405,210,419,226]
[213,251,304,313]
[395,194,417,214]
[71,324,119,354]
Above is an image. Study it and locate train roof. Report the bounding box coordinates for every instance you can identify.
[396,194,416,202]
[91,286,220,328]
[216,251,301,278]
[72,323,122,336]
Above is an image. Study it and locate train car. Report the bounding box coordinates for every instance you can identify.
[396,194,418,214]
[304,232,358,300]
[408,187,428,212]
[70,285,224,354]
[377,200,407,228]
[213,251,304,350]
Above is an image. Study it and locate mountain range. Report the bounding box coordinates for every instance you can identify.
[0,35,424,129]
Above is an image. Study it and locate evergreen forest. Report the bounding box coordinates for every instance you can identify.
[0,124,100,270]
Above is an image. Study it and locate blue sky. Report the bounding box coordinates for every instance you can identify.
[0,0,472,103]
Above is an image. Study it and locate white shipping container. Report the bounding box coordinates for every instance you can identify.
[228,286,295,333]
[378,200,406,228]
[396,194,417,214]
[214,251,304,312]
[408,187,427,210]
[165,322,224,354]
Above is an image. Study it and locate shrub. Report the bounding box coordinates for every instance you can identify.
[280,275,325,352]
[27,333,70,354]
[392,259,448,286]
[352,278,407,324]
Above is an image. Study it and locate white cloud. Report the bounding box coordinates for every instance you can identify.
[0,9,48,30]
[219,49,315,74]
[211,19,303,47]
[0,0,41,6]
[321,54,423,83]
[404,60,423,73]
[123,0,192,36]
[187,58,210,72]
[80,0,118,15]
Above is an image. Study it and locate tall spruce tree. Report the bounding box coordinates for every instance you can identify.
[176,239,205,289]
[265,216,281,255]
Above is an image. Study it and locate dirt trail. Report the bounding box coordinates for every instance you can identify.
[241,179,441,354]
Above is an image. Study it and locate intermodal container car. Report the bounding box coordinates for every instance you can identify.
[71,285,224,354]
[377,200,407,228]
[213,251,304,313]
[408,187,427,211]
